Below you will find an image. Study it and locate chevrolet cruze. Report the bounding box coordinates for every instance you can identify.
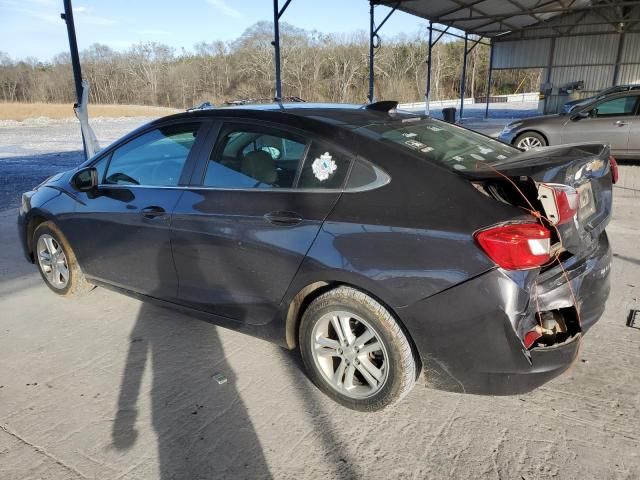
[18,103,614,410]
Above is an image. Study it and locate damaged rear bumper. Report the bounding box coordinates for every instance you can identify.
[398,231,611,395]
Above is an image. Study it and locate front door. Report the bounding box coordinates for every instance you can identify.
[171,121,352,325]
[562,94,639,155]
[64,121,204,299]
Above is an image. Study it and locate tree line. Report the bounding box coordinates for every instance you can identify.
[0,22,541,108]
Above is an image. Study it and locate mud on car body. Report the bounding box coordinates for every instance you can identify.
[18,103,614,410]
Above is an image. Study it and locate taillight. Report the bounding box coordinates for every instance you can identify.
[537,183,578,225]
[475,223,551,270]
[609,155,619,184]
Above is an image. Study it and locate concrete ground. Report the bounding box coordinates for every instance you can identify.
[0,119,639,480]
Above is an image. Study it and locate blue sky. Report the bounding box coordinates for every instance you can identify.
[0,0,429,61]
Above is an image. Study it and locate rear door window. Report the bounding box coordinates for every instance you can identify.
[297,141,351,189]
[592,96,639,117]
[204,127,307,189]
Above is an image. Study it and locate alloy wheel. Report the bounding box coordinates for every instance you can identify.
[516,136,543,150]
[310,310,389,399]
[37,234,69,289]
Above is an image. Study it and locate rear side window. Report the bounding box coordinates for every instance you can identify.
[204,128,307,189]
[346,159,389,191]
[104,123,199,186]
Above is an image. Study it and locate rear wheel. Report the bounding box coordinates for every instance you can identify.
[514,131,547,150]
[33,222,92,296]
[299,286,416,411]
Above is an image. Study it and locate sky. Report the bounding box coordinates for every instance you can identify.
[0,0,430,61]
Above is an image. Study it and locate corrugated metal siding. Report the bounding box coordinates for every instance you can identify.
[618,64,640,85]
[553,35,619,66]
[549,66,615,91]
[620,33,640,64]
[493,39,551,69]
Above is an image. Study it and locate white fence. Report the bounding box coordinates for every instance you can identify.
[399,92,538,110]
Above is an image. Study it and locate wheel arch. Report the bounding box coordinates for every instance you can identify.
[284,280,423,376]
[25,212,53,261]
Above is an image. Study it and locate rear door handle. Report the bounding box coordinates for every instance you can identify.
[614,120,630,127]
[264,211,303,226]
[141,206,166,218]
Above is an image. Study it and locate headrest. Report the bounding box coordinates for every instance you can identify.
[242,150,277,185]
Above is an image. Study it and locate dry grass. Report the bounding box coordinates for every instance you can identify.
[0,103,180,121]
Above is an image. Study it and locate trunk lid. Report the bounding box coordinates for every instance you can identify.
[466,143,613,255]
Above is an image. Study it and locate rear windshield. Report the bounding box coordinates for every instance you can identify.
[356,117,518,172]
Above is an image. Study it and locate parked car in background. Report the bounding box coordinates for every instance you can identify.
[500,90,640,158]
[19,103,614,410]
[561,84,640,114]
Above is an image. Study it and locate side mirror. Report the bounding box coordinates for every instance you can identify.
[71,167,98,191]
[571,111,590,121]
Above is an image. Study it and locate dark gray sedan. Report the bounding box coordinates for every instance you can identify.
[18,103,614,410]
[500,90,640,158]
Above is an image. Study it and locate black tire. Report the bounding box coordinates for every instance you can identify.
[514,131,547,150]
[32,221,93,296]
[299,286,416,411]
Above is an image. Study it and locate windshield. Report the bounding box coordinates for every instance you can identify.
[356,117,518,172]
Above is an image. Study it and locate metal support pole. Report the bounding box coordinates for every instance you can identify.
[612,32,625,86]
[425,21,433,115]
[61,0,83,105]
[459,33,468,122]
[272,0,282,101]
[485,39,494,119]
[368,1,375,103]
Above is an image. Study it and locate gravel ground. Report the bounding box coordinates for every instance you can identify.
[0,118,639,480]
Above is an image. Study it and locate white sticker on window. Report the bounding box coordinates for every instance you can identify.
[402,132,418,138]
[453,164,467,170]
[426,126,443,132]
[405,140,426,149]
[470,153,485,161]
[478,146,493,154]
[497,154,507,160]
[312,152,337,181]
[452,155,464,161]
[420,146,434,153]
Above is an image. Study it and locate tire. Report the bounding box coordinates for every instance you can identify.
[299,286,416,411]
[514,131,547,150]
[32,221,93,296]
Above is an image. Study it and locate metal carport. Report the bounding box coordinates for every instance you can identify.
[372,0,640,116]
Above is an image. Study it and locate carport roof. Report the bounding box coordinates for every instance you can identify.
[373,0,640,38]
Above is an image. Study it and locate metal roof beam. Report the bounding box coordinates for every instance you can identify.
[437,1,639,23]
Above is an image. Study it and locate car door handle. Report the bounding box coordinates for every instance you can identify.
[141,206,166,218]
[264,211,303,226]
[614,120,630,127]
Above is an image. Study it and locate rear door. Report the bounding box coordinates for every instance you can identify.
[170,120,352,325]
[623,93,640,158]
[562,94,639,155]
[65,121,206,299]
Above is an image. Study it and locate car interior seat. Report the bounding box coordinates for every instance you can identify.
[241,150,277,185]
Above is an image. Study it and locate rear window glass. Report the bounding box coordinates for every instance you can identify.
[357,118,518,172]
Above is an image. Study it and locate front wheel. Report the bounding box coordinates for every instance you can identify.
[299,286,416,411]
[514,131,547,150]
[33,221,93,296]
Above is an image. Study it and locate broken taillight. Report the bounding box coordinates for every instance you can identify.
[475,223,551,270]
[537,183,579,225]
[609,155,619,184]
